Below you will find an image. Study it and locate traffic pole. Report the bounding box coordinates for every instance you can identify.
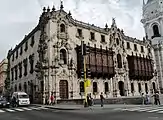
[83,55,88,107]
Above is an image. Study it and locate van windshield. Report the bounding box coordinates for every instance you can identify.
[18,95,29,98]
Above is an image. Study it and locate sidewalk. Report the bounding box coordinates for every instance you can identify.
[33,104,156,110]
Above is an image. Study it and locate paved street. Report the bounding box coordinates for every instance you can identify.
[0,105,163,120]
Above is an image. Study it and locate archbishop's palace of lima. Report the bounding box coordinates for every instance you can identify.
[6,0,163,104]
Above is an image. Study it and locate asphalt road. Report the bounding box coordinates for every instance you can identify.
[0,107,163,120]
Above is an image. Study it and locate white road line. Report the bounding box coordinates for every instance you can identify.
[157,111,163,114]
[0,109,5,113]
[147,109,163,112]
[21,108,32,110]
[5,109,15,112]
[29,107,41,110]
[39,107,48,110]
[14,108,24,111]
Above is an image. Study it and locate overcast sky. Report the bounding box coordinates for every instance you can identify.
[0,0,146,61]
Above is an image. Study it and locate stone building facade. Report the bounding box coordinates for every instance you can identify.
[7,3,159,103]
[141,0,163,93]
[0,59,8,94]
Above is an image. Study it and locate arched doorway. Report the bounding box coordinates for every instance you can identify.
[118,81,125,96]
[59,80,68,99]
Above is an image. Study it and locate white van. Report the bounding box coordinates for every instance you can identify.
[12,92,30,106]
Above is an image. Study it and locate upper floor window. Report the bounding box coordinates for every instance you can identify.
[116,38,119,45]
[20,46,23,55]
[152,24,160,38]
[18,62,22,78]
[14,65,18,80]
[127,42,130,49]
[77,29,82,37]
[60,49,67,64]
[30,36,35,47]
[24,42,28,51]
[29,54,34,74]
[23,58,28,76]
[16,50,18,59]
[60,24,65,33]
[117,54,122,68]
[134,44,137,51]
[11,68,14,81]
[101,35,105,43]
[12,54,14,61]
[90,32,95,40]
[141,46,144,52]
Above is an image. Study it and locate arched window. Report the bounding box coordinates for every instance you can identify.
[60,49,67,64]
[60,24,65,32]
[131,83,134,93]
[138,83,141,93]
[80,81,84,93]
[117,54,122,68]
[145,83,148,94]
[104,82,109,93]
[153,24,160,37]
[93,82,97,93]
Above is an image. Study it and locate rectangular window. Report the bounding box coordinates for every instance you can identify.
[24,42,28,51]
[141,46,144,52]
[77,29,82,37]
[12,54,14,61]
[101,35,105,42]
[127,42,130,49]
[30,36,35,47]
[16,50,18,59]
[90,32,95,40]
[20,46,23,55]
[134,44,137,51]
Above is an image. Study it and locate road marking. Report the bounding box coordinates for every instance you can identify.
[39,107,48,110]
[22,108,32,110]
[157,111,163,114]
[29,107,41,110]
[5,109,15,112]
[0,110,5,112]
[14,108,24,111]
[147,109,163,112]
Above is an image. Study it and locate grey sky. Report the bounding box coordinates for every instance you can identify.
[0,0,145,61]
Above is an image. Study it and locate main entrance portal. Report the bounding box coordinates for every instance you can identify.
[59,80,68,99]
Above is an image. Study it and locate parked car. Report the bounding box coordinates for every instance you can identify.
[0,97,10,108]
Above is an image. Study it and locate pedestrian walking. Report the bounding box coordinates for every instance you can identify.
[155,92,161,105]
[87,94,90,106]
[145,92,150,105]
[100,92,105,107]
[141,93,145,105]
[50,93,54,105]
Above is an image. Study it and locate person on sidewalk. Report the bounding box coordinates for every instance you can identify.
[100,92,105,107]
[155,92,161,105]
[50,93,54,105]
[145,92,150,105]
[141,93,145,105]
